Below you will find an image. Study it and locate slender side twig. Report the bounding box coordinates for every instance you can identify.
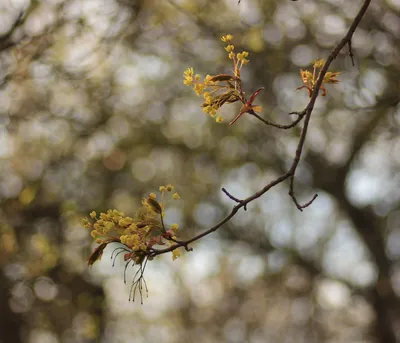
[222,187,247,210]
[249,110,306,130]
[150,0,371,257]
[289,174,318,211]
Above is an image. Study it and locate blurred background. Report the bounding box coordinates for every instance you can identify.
[0,0,400,342]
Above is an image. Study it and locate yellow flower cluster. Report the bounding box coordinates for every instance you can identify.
[225,44,235,53]
[84,185,183,265]
[221,34,233,42]
[236,51,249,65]
[184,69,215,96]
[220,35,249,70]
[202,91,218,117]
[222,35,235,60]
[183,67,200,87]
[323,71,341,84]
[159,184,174,192]
[85,209,125,240]
[158,184,180,209]
[313,59,325,68]
[183,34,251,123]
[297,59,340,97]
[85,206,158,252]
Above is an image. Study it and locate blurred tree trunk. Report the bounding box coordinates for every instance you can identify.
[0,271,23,343]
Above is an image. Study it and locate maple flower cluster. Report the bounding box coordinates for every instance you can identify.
[183,34,260,124]
[83,185,181,266]
[297,59,340,97]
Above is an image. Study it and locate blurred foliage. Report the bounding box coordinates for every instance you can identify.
[0,0,400,342]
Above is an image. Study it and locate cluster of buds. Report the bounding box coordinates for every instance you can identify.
[297,59,340,97]
[183,34,263,125]
[83,185,181,267]
[222,34,249,69]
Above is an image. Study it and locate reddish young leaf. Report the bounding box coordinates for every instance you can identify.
[247,87,264,105]
[229,88,264,125]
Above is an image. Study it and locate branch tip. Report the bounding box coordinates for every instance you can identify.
[222,187,247,210]
[289,191,318,212]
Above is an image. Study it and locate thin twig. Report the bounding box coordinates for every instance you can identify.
[289,175,318,211]
[222,187,247,210]
[249,110,306,129]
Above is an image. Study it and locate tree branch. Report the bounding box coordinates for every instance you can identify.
[150,0,371,254]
